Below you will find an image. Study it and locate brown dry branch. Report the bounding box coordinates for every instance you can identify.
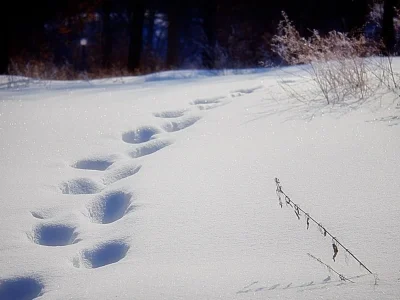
[307,253,354,283]
[274,177,373,275]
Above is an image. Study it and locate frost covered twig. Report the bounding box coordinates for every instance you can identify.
[271,12,380,105]
[274,177,373,275]
[307,253,354,283]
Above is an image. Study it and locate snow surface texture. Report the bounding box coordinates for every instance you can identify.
[0,66,399,300]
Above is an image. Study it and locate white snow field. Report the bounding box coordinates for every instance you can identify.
[0,66,399,300]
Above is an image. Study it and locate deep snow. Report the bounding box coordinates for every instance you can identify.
[0,66,399,300]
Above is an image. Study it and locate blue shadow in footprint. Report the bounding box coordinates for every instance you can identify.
[0,277,43,300]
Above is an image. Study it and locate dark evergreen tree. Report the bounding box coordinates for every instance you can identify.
[102,0,113,69]
[167,1,184,67]
[128,1,145,71]
[202,0,217,68]
[382,0,396,53]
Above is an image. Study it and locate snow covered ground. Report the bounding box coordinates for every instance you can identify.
[0,65,399,300]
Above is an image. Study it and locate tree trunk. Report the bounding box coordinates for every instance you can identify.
[382,0,396,53]
[128,1,145,72]
[146,9,155,50]
[167,2,183,68]
[0,18,8,74]
[102,0,112,69]
[202,0,217,69]
[350,0,369,31]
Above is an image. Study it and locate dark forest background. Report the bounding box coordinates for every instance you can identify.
[1,0,399,78]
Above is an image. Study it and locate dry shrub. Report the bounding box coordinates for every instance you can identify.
[272,12,376,65]
[6,58,137,86]
[271,12,385,105]
[9,58,75,81]
[86,63,132,80]
[6,52,170,87]
[139,49,167,74]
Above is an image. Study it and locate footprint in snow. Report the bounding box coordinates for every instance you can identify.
[85,190,134,224]
[72,155,117,171]
[122,125,174,157]
[230,85,263,97]
[153,108,202,132]
[122,125,161,144]
[60,162,142,195]
[29,223,80,246]
[190,96,228,110]
[72,240,129,269]
[161,115,202,132]
[0,276,44,300]
[153,109,187,119]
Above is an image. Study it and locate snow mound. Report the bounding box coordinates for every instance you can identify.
[86,191,133,224]
[102,162,142,185]
[161,115,202,132]
[59,178,104,195]
[128,138,173,158]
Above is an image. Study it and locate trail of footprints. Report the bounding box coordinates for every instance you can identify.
[2,89,262,299]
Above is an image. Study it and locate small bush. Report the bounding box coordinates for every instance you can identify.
[271,12,384,105]
[5,57,140,89]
